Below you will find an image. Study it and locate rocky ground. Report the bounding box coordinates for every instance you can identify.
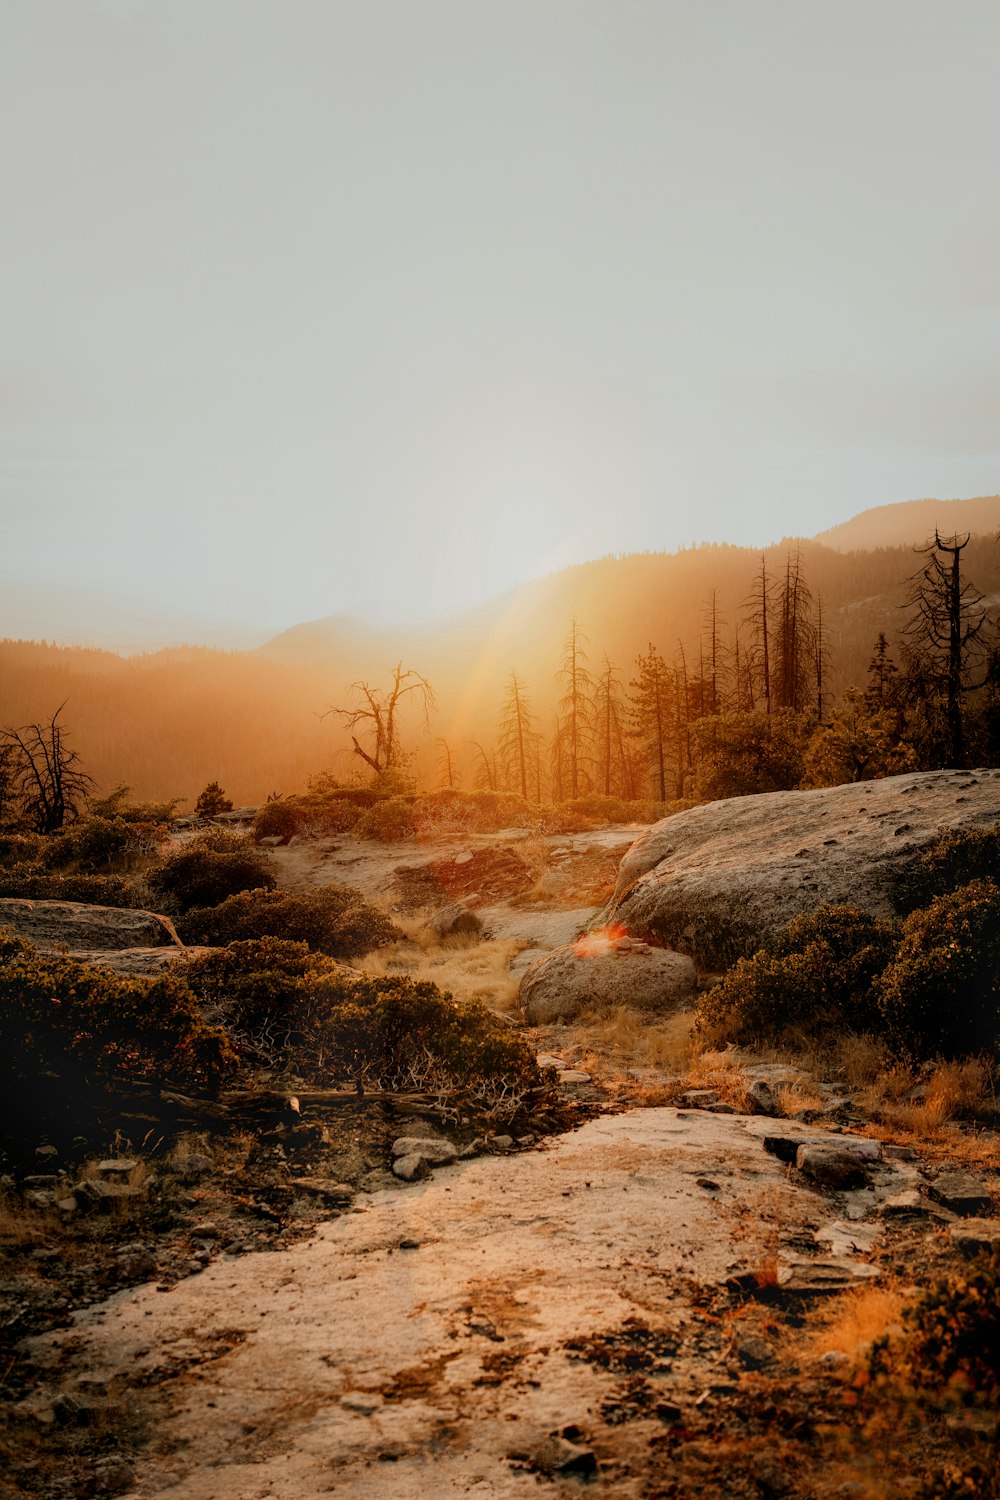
[2,801,999,1499]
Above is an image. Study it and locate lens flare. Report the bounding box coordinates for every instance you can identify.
[572,922,630,959]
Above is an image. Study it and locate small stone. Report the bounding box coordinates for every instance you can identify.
[172,1153,213,1180]
[399,1238,420,1250]
[34,1144,58,1161]
[95,1158,139,1177]
[696,1177,720,1191]
[796,1145,870,1191]
[390,1136,456,1165]
[557,1070,592,1085]
[745,1080,779,1117]
[92,1456,135,1495]
[678,1089,720,1109]
[928,1171,992,1217]
[491,1136,515,1152]
[528,1435,598,1477]
[289,1178,355,1202]
[25,1189,53,1209]
[426,904,482,940]
[115,1245,158,1281]
[191,1220,221,1238]
[392,1154,431,1182]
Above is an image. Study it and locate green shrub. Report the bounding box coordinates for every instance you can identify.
[0,868,149,906]
[0,833,45,867]
[696,905,899,1046]
[88,783,183,823]
[252,798,302,843]
[182,939,541,1115]
[0,930,236,1096]
[194,781,234,818]
[893,825,1000,914]
[149,830,275,913]
[178,885,401,957]
[877,879,1000,1059]
[354,797,416,841]
[868,1249,1000,1405]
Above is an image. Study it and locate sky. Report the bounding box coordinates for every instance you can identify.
[2,0,1000,647]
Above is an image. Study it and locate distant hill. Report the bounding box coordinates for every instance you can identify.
[3,496,999,803]
[813,494,1000,552]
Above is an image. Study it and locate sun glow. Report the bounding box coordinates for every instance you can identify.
[572,923,630,959]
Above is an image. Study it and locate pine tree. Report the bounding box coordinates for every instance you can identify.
[556,620,595,799]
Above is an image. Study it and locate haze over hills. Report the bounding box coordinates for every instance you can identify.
[813,494,1000,553]
[2,495,999,805]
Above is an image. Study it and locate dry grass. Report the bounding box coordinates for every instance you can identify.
[775,1081,825,1115]
[361,932,523,1015]
[683,1047,752,1109]
[807,1283,907,1362]
[0,1190,59,1250]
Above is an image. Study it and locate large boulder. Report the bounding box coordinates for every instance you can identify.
[601,769,1000,969]
[519,933,697,1024]
[0,898,182,953]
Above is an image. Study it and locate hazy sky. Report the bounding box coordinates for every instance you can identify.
[3,0,999,646]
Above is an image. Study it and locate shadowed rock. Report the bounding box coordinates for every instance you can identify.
[0,898,182,953]
[519,934,697,1024]
[600,769,1000,968]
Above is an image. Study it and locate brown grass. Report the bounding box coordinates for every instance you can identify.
[807,1283,907,1361]
[361,932,523,1015]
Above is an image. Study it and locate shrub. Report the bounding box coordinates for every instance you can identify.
[88,783,183,823]
[893,825,1000,915]
[696,905,898,1046]
[252,798,302,843]
[0,930,236,1098]
[692,709,810,801]
[182,938,541,1115]
[877,879,1000,1059]
[0,833,45,867]
[354,797,416,842]
[194,781,234,819]
[148,830,275,913]
[867,1249,1000,1405]
[178,885,401,957]
[0,868,149,906]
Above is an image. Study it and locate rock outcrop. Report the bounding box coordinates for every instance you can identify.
[0,898,182,953]
[601,769,1000,968]
[519,933,697,1023]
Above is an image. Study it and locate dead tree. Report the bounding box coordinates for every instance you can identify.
[327,663,435,776]
[4,704,95,834]
[902,531,992,767]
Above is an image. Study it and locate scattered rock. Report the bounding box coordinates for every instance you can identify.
[95,1159,139,1177]
[520,1434,598,1478]
[949,1219,1000,1257]
[392,1154,431,1182]
[425,904,482,940]
[114,1245,158,1281]
[172,1153,213,1181]
[796,1145,871,1191]
[34,1144,59,1161]
[927,1171,993,1216]
[754,1125,880,1166]
[745,1080,779,1117]
[390,1136,456,1166]
[519,938,697,1023]
[778,1259,880,1294]
[92,1456,135,1495]
[490,1136,515,1152]
[289,1178,354,1204]
[0,897,182,953]
[556,1070,592,1085]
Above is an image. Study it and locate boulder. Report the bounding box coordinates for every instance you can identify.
[796,1144,871,1191]
[0,898,182,954]
[392,1154,432,1182]
[927,1171,993,1216]
[599,769,1000,967]
[390,1136,457,1166]
[519,935,697,1024]
[425,904,482,941]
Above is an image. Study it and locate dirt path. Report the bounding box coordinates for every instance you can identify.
[28,1108,912,1499]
